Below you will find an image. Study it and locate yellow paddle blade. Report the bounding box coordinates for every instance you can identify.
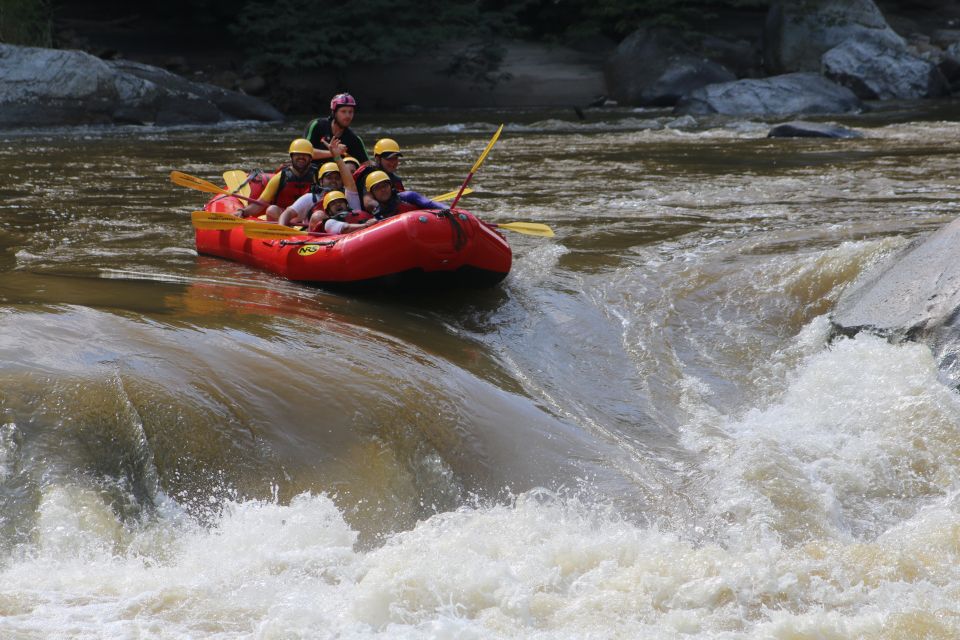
[470,124,503,174]
[190,210,245,230]
[498,221,555,238]
[193,219,242,230]
[171,170,230,196]
[242,222,310,240]
[431,187,472,202]
[223,170,251,197]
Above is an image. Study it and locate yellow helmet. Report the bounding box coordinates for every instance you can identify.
[373,138,402,157]
[322,190,348,212]
[343,156,360,166]
[365,170,391,192]
[317,162,340,179]
[288,138,314,155]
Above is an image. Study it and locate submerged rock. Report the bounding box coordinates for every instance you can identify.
[675,72,861,117]
[767,121,863,138]
[0,43,283,128]
[831,217,960,386]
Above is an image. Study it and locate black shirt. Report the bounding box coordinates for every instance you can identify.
[304,117,370,164]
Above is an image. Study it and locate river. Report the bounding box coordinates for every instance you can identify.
[1,103,959,638]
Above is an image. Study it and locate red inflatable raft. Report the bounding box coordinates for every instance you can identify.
[196,196,512,288]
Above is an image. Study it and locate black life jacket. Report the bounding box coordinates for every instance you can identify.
[374,193,420,220]
[333,210,373,224]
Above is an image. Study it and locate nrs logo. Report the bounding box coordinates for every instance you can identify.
[297,245,319,256]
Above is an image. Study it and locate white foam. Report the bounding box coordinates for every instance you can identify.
[685,334,960,548]
[2,476,958,638]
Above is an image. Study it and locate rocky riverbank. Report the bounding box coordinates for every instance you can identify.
[2,0,959,128]
[0,44,282,128]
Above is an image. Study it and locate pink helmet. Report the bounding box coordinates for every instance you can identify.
[330,93,357,112]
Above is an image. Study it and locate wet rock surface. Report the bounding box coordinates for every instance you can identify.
[831,218,960,387]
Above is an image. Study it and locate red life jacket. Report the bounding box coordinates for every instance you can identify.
[274,165,315,209]
[246,170,270,200]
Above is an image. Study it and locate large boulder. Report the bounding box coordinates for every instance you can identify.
[675,72,861,117]
[831,217,960,387]
[605,28,738,106]
[822,39,949,99]
[0,44,282,128]
[639,59,737,107]
[764,0,905,75]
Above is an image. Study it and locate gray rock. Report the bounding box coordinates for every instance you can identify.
[931,29,960,49]
[831,217,960,387]
[764,0,905,74]
[767,120,863,138]
[698,35,761,79]
[822,39,949,99]
[0,43,282,128]
[108,59,283,123]
[606,27,737,106]
[675,72,861,117]
[643,59,737,106]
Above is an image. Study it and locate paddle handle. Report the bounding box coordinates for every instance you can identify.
[231,192,272,208]
[449,171,475,211]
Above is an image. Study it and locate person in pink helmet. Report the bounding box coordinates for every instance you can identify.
[304,92,371,168]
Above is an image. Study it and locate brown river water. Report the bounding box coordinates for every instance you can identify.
[1,103,959,637]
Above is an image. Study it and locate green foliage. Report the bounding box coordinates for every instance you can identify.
[506,0,769,40]
[0,0,53,46]
[231,0,518,85]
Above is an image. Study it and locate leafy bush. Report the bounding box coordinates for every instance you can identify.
[0,0,53,46]
[231,0,518,85]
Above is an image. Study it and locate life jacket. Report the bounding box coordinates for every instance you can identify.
[307,185,332,214]
[375,194,420,219]
[246,169,269,200]
[334,210,373,224]
[274,164,315,209]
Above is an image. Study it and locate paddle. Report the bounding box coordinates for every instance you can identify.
[191,211,316,238]
[432,188,471,202]
[242,222,317,240]
[191,210,250,230]
[223,170,251,197]
[171,170,271,207]
[490,222,555,238]
[201,211,554,239]
[449,124,503,210]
